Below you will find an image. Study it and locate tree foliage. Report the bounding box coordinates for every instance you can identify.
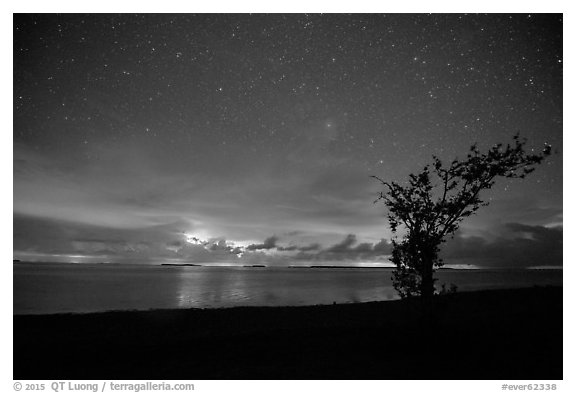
[372,135,551,299]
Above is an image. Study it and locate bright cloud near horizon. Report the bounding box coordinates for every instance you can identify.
[14,14,562,268]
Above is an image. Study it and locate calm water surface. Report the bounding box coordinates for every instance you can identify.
[13,262,562,314]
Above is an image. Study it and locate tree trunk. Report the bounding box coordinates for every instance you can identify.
[420,256,435,299]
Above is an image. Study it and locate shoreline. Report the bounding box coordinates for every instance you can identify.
[14,286,562,379]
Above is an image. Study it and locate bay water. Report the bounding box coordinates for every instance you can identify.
[13,262,562,315]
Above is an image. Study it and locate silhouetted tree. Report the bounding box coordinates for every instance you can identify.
[372,135,551,299]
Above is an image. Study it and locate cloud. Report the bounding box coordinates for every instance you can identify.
[298,243,321,251]
[441,223,562,267]
[13,139,392,252]
[246,236,278,250]
[245,233,391,263]
[326,234,357,252]
[263,223,561,268]
[277,243,321,252]
[205,239,243,255]
[373,239,392,254]
[276,245,297,251]
[13,214,243,263]
[14,208,561,268]
[289,234,392,262]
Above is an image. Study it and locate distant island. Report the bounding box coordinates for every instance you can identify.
[161,263,268,268]
[289,265,393,269]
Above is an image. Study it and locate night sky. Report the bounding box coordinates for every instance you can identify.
[13,14,563,267]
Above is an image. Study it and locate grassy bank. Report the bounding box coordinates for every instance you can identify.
[14,286,562,379]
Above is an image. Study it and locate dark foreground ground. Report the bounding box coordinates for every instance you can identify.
[14,286,562,380]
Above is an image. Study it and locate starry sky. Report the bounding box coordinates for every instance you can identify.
[13,14,563,267]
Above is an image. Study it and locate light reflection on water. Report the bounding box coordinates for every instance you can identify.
[176,267,253,308]
[13,262,562,314]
